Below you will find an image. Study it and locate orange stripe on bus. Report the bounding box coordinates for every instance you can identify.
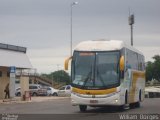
[129,71,145,103]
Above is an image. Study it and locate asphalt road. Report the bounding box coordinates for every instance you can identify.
[0,98,160,120]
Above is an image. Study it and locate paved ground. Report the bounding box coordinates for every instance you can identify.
[0,97,160,120]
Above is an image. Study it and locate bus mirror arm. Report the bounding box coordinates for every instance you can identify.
[64,56,72,70]
[120,71,124,79]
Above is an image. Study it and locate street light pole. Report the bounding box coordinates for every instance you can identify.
[70,1,78,56]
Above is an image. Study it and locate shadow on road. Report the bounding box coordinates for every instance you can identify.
[76,106,129,113]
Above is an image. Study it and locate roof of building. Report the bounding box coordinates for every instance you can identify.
[0,43,32,69]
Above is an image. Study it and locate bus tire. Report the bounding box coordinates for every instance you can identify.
[130,90,141,108]
[135,102,140,108]
[135,90,141,108]
[125,91,128,104]
[79,105,87,112]
[131,90,141,108]
[129,103,135,109]
[119,91,128,111]
[139,90,142,102]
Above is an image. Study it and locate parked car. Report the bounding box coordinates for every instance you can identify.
[29,84,47,96]
[57,85,72,97]
[46,87,58,96]
[15,84,47,96]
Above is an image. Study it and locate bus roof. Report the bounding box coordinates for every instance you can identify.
[74,39,143,55]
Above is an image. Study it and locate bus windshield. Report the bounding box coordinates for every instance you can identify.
[72,51,120,89]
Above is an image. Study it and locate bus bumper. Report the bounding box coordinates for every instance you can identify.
[71,92,122,106]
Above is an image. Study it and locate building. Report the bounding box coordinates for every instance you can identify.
[0,43,32,100]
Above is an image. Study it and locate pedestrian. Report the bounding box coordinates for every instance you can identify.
[4,83,10,99]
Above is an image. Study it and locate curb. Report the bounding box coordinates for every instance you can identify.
[0,97,70,104]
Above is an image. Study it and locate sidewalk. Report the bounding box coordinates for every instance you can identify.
[0,96,70,104]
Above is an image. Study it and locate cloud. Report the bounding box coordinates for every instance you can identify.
[0,0,160,73]
[27,47,70,73]
[136,46,160,62]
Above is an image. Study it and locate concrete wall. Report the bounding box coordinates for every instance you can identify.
[0,67,9,99]
[20,76,29,101]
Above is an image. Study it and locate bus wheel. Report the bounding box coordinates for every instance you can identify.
[79,105,87,112]
[135,90,141,108]
[135,102,140,108]
[119,91,128,111]
[131,90,141,108]
[139,90,142,102]
[125,91,128,104]
[129,103,135,109]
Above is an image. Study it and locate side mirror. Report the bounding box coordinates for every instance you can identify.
[64,56,72,70]
[120,56,124,71]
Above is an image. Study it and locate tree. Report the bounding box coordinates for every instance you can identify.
[145,61,153,82]
[52,70,71,84]
[152,55,160,81]
[145,55,160,82]
[41,70,71,84]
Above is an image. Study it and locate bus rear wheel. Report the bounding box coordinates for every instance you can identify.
[130,90,141,108]
[79,105,87,112]
[135,90,141,108]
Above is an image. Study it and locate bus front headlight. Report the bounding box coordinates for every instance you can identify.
[115,99,118,103]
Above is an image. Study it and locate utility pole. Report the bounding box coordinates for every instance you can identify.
[128,14,135,46]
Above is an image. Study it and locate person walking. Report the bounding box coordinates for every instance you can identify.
[4,83,10,99]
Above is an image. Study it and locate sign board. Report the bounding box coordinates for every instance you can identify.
[10,66,16,73]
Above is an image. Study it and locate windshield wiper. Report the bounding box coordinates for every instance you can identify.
[83,65,93,87]
[97,68,106,86]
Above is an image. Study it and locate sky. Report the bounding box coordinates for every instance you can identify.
[0,0,160,73]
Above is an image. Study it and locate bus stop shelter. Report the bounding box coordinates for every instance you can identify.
[0,43,32,100]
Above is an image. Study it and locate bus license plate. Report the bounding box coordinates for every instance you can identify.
[90,100,98,104]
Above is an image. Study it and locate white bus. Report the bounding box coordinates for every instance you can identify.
[65,40,145,112]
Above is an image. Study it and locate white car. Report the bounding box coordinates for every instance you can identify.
[47,87,58,96]
[57,85,72,97]
[29,84,47,96]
